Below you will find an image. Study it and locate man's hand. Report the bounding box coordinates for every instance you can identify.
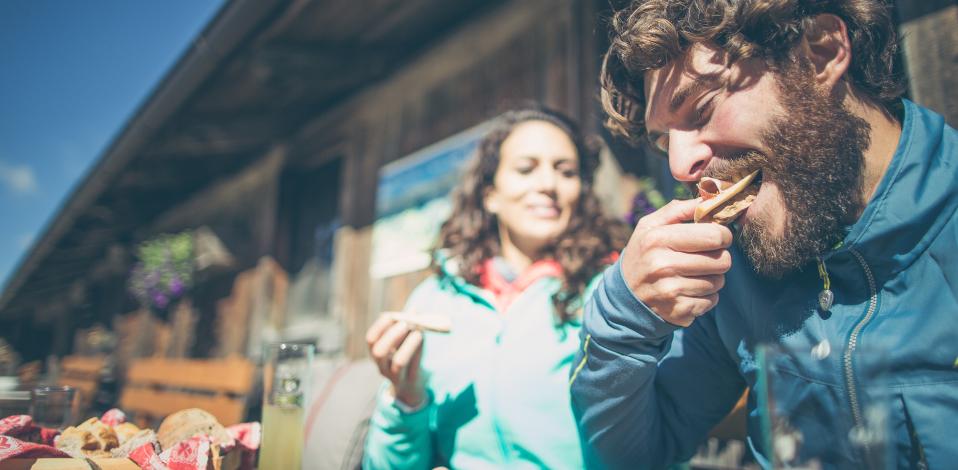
[621,199,733,326]
[366,313,426,407]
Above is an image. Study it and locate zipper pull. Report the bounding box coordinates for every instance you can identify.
[817,257,834,312]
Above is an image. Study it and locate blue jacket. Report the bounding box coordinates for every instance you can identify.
[570,100,958,469]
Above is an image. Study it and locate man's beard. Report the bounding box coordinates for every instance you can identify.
[717,71,871,278]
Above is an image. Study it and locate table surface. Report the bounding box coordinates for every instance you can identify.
[0,458,140,470]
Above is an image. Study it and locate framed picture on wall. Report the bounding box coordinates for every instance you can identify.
[370,121,493,279]
[368,121,498,312]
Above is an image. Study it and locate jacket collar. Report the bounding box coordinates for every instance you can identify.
[433,251,562,312]
[832,99,957,282]
[479,258,563,312]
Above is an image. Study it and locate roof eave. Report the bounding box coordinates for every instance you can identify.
[0,0,289,314]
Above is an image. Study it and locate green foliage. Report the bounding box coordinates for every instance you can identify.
[673,182,694,200]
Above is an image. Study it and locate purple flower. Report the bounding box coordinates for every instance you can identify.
[628,192,657,226]
[170,277,184,296]
[153,293,169,309]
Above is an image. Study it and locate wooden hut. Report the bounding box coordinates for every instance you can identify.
[0,0,955,366]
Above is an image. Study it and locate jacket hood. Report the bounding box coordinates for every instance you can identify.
[834,99,958,282]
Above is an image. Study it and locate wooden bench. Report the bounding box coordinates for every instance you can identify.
[119,357,254,427]
[709,389,749,441]
[58,355,106,413]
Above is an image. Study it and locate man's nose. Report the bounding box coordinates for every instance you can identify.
[668,130,712,182]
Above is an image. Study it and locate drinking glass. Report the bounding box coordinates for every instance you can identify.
[259,343,314,470]
[755,341,891,469]
[30,386,78,429]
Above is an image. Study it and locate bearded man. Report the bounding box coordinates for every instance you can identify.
[569,1,958,468]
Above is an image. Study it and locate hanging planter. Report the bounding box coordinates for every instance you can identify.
[127,231,195,318]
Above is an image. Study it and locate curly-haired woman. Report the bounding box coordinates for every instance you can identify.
[363,107,629,469]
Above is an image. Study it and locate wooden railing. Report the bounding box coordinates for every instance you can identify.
[120,356,254,427]
[58,355,107,413]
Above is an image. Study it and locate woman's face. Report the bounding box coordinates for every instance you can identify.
[484,120,582,255]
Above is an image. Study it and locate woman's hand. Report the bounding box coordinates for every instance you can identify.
[366,312,426,407]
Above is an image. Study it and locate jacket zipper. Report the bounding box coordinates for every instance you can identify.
[844,248,877,428]
[846,249,931,469]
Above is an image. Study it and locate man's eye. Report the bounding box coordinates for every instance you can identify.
[693,98,715,127]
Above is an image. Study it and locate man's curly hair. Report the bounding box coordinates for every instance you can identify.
[435,107,629,324]
[601,0,905,141]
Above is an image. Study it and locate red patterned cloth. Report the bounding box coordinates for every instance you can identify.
[0,415,32,436]
[478,258,564,311]
[0,415,69,462]
[0,435,70,461]
[162,436,210,470]
[0,415,68,461]
[226,422,259,452]
[128,441,166,469]
[0,414,58,444]
[101,408,127,427]
[128,422,260,470]
[226,422,260,470]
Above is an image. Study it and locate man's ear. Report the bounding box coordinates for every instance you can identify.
[803,14,852,92]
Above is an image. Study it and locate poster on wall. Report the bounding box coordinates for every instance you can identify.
[370,122,493,279]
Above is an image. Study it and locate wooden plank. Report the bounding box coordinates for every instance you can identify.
[898,2,958,126]
[332,226,374,360]
[149,147,285,237]
[125,358,253,394]
[709,390,749,441]
[60,356,105,377]
[576,0,603,132]
[59,355,105,410]
[88,460,140,470]
[119,388,246,426]
[335,126,381,360]
[0,460,90,470]
[290,0,558,148]
[57,377,97,409]
[0,459,139,470]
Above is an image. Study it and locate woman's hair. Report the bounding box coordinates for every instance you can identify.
[435,106,630,323]
[600,0,905,142]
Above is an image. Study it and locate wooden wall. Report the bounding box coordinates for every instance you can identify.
[896,0,958,126]
[287,0,605,358]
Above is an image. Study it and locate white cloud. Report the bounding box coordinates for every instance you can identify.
[17,233,35,250]
[0,162,38,194]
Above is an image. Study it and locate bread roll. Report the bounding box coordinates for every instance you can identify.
[157,408,231,450]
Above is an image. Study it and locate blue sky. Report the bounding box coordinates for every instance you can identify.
[0,0,224,290]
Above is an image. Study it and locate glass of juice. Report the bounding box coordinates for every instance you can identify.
[259,342,315,470]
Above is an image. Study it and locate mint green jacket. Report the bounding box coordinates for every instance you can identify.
[363,266,594,469]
